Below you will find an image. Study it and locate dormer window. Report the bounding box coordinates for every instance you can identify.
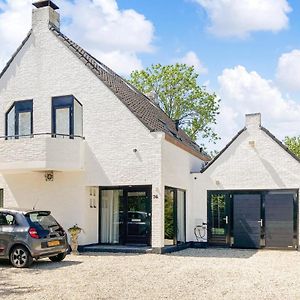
[5,100,33,139]
[52,95,83,138]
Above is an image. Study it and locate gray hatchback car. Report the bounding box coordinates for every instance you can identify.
[0,208,69,268]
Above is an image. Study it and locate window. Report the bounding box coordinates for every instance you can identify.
[0,213,16,226]
[5,100,33,138]
[52,95,83,138]
[0,190,3,208]
[164,187,186,246]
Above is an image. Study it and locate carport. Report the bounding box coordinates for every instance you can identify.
[207,190,298,249]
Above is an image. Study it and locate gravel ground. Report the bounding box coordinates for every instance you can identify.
[0,248,300,300]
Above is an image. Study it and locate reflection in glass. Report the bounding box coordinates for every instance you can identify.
[164,188,175,245]
[74,100,83,137]
[7,107,15,138]
[56,107,70,136]
[177,190,185,243]
[18,112,31,137]
[211,194,226,236]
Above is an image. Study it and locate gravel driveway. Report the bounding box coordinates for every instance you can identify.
[0,248,299,300]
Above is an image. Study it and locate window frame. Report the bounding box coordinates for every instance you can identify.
[52,95,83,138]
[5,100,33,139]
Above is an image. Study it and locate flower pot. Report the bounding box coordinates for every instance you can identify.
[68,226,82,255]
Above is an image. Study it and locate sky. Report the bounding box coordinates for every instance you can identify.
[0,0,300,150]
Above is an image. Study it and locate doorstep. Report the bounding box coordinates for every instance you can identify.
[78,244,153,254]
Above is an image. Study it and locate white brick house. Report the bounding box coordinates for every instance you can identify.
[0,1,209,252]
[0,1,299,252]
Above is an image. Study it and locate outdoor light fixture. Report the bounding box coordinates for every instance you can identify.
[45,171,54,182]
[249,140,255,148]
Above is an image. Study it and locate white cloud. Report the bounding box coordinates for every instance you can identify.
[60,0,154,74]
[214,65,300,150]
[0,0,155,75]
[176,51,208,74]
[0,0,32,70]
[276,49,300,92]
[195,0,291,38]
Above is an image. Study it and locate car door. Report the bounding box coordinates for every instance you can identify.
[0,213,16,257]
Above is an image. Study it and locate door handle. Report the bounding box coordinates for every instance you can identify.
[258,219,263,227]
[223,216,228,224]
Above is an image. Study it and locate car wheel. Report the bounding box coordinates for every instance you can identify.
[49,252,67,262]
[10,246,33,268]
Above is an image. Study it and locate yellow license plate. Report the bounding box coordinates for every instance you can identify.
[48,240,60,247]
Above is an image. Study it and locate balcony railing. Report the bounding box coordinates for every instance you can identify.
[0,133,85,140]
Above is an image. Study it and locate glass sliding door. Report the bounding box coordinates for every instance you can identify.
[177,190,186,244]
[164,188,175,245]
[164,187,186,246]
[100,190,123,244]
[100,187,151,245]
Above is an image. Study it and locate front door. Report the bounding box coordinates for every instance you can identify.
[100,186,151,246]
[233,194,261,249]
[265,192,295,248]
[207,193,230,246]
[126,190,151,245]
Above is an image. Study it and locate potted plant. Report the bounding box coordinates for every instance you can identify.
[68,224,82,255]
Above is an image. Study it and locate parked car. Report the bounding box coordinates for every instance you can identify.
[0,208,69,268]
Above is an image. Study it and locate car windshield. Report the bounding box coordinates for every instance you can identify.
[26,211,59,230]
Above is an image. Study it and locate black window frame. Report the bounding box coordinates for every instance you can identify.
[5,100,33,139]
[52,95,83,139]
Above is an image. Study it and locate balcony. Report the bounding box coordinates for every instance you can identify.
[0,133,85,173]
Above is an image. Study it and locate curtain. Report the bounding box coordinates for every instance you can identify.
[101,190,121,244]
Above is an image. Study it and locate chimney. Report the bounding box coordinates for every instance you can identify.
[32,1,60,32]
[245,113,261,129]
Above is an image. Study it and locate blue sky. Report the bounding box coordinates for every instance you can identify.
[0,0,300,150]
[117,0,300,93]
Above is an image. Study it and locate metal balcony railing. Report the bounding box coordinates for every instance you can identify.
[0,133,85,140]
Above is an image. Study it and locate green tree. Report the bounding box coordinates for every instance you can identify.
[284,136,300,158]
[129,63,220,143]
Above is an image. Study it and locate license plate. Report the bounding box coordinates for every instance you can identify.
[48,240,60,247]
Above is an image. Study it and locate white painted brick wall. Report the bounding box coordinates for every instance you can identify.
[192,120,300,245]
[0,6,165,246]
[162,140,205,243]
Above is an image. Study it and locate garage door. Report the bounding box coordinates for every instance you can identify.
[265,193,294,248]
[233,194,261,249]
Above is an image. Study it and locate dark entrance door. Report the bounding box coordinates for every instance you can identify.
[126,189,151,245]
[207,193,230,246]
[100,186,151,246]
[233,194,261,249]
[265,193,295,248]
